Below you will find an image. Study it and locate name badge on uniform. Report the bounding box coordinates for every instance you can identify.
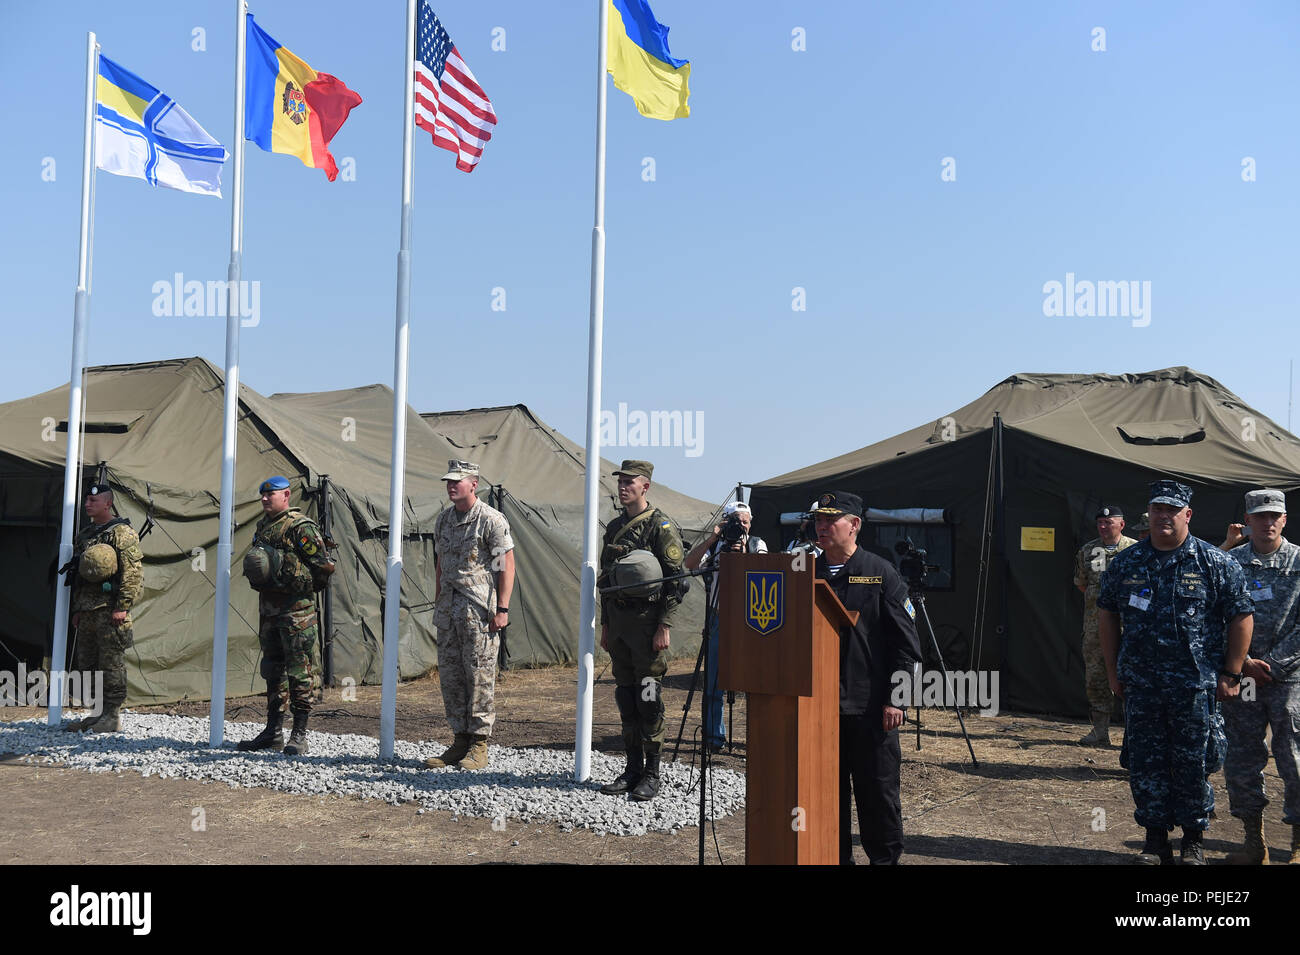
[1251,582,1274,602]
[1128,588,1151,612]
[848,575,882,584]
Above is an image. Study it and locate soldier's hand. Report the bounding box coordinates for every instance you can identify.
[882,706,904,731]
[489,611,509,632]
[71,612,80,628]
[1216,674,1241,701]
[1243,657,1273,685]
[1222,524,1246,550]
[600,624,609,652]
[111,610,128,625]
[652,626,670,652]
[1108,672,1123,699]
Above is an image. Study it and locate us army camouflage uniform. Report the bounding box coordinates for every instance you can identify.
[1074,534,1137,713]
[1224,539,1300,824]
[598,506,685,752]
[252,507,330,714]
[1098,536,1254,832]
[432,499,513,737]
[71,519,144,710]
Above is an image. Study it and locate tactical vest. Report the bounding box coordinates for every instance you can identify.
[250,509,316,596]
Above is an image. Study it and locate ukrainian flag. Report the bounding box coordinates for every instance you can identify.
[607,0,690,120]
[95,56,229,196]
[245,16,362,182]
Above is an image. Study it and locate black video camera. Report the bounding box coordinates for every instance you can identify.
[894,538,931,590]
[719,512,748,548]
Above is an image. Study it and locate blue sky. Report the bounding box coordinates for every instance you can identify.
[2,1,1298,502]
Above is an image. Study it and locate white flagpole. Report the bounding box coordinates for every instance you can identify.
[210,0,249,747]
[49,32,100,725]
[575,0,609,782]
[380,0,418,761]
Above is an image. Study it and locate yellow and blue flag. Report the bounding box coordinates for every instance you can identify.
[95,55,229,197]
[607,0,690,120]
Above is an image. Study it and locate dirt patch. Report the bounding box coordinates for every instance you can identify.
[2,661,1294,865]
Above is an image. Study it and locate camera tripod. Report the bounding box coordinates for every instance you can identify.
[907,584,978,768]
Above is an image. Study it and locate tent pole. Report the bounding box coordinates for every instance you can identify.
[993,412,1010,701]
[49,31,100,725]
[320,474,333,686]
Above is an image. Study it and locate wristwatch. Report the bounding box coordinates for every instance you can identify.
[497,606,509,614]
[1219,670,1243,686]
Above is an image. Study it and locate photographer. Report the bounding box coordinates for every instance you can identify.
[684,501,767,752]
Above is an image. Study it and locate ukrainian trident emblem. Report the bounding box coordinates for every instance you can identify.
[745,571,784,635]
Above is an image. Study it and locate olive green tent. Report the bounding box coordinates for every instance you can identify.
[0,358,716,704]
[750,368,1300,717]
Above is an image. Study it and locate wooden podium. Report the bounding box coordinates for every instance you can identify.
[718,553,857,865]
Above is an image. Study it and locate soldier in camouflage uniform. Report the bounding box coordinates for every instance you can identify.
[1098,480,1254,865]
[597,460,685,802]
[424,461,514,772]
[1220,489,1300,864]
[64,485,143,733]
[1073,504,1137,745]
[239,475,334,756]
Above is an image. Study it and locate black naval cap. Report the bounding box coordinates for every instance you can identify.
[1149,479,1193,508]
[1095,504,1124,519]
[812,490,864,518]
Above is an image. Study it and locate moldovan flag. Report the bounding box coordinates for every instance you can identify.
[607,0,690,120]
[95,55,229,196]
[245,16,362,181]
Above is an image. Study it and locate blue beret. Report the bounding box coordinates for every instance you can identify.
[259,475,291,493]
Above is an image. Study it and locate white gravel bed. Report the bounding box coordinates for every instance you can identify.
[0,712,745,836]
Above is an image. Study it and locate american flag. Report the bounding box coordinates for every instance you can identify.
[414,2,497,173]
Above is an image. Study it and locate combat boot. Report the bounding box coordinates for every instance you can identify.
[1225,812,1270,865]
[424,733,471,768]
[628,750,661,802]
[283,709,310,756]
[1136,827,1173,865]
[1289,824,1300,865]
[458,735,490,770]
[600,747,644,795]
[1180,828,1205,866]
[61,715,97,733]
[237,702,284,752]
[1078,711,1111,747]
[87,706,121,734]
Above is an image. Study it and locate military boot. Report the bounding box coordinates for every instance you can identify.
[1180,828,1205,866]
[458,735,490,770]
[1078,711,1111,747]
[600,746,644,795]
[425,733,471,768]
[1136,827,1173,865]
[628,750,661,802]
[61,715,98,733]
[1225,812,1270,865]
[237,701,285,752]
[283,708,310,756]
[87,706,121,734]
[1289,824,1300,865]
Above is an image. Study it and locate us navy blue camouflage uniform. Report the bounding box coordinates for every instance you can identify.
[1225,537,1300,824]
[1099,535,1254,832]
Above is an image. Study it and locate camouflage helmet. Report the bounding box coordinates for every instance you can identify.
[79,543,118,583]
[242,542,282,589]
[610,549,663,598]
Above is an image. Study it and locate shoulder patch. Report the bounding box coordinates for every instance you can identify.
[903,597,916,619]
[661,521,671,528]
[665,543,683,563]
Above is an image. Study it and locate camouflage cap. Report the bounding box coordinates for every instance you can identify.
[440,459,480,481]
[1131,511,1150,532]
[613,460,654,480]
[1149,479,1193,508]
[1245,488,1286,515]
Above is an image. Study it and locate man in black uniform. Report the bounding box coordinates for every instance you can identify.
[597,460,685,802]
[813,491,922,865]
